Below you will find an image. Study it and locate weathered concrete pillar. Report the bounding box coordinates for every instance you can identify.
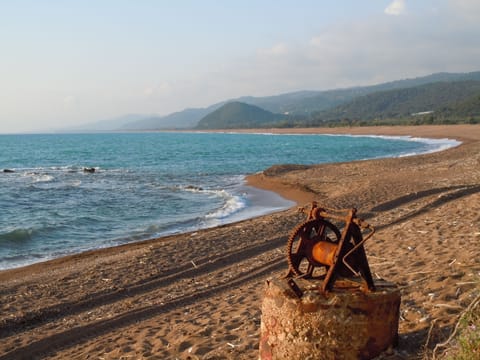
[259,278,400,360]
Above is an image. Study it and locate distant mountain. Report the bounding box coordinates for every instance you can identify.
[70,105,225,132]
[66,114,147,132]
[67,70,480,131]
[120,107,215,130]
[234,71,480,115]
[312,80,480,122]
[195,102,286,129]
[116,103,225,130]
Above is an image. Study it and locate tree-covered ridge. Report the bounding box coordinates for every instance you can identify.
[236,71,480,115]
[196,81,480,129]
[195,73,480,128]
[195,101,286,129]
[310,80,480,123]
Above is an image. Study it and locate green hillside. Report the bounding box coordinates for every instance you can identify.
[195,102,285,129]
[196,80,480,129]
[236,71,480,115]
[308,80,480,125]
[438,93,480,120]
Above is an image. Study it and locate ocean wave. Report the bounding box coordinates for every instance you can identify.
[13,165,104,175]
[345,134,461,155]
[205,191,246,220]
[169,185,247,220]
[48,165,101,172]
[68,179,82,187]
[0,228,35,243]
[33,174,55,182]
[12,165,110,189]
[179,185,207,193]
[0,253,53,271]
[399,136,462,155]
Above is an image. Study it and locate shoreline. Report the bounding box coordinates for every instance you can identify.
[1,124,479,359]
[245,124,473,205]
[205,124,478,142]
[0,129,456,272]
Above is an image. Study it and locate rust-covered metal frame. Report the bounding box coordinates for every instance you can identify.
[286,202,376,293]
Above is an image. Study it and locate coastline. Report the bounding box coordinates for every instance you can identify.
[211,124,478,142]
[1,124,479,359]
[245,124,475,205]
[0,130,451,271]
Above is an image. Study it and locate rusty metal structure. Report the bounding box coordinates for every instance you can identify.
[260,202,400,359]
[285,201,375,293]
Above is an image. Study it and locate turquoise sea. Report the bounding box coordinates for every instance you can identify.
[0,132,459,270]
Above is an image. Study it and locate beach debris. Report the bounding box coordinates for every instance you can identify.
[284,201,375,293]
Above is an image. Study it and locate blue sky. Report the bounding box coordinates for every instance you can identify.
[1,0,479,133]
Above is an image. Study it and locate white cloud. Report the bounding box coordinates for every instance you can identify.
[385,0,407,16]
[257,43,288,57]
[450,0,480,12]
[447,0,480,22]
[143,81,173,97]
[63,95,76,106]
[128,2,480,114]
[143,87,155,96]
[225,5,480,96]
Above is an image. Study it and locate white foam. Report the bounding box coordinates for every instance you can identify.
[33,174,54,182]
[398,136,461,155]
[205,190,246,220]
[337,134,460,155]
[67,180,82,187]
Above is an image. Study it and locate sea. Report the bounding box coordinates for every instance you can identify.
[0,132,460,270]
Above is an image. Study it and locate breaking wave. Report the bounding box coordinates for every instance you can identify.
[0,228,35,244]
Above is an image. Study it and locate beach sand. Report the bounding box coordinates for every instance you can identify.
[1,124,479,359]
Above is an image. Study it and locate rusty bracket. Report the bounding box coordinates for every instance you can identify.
[287,278,304,298]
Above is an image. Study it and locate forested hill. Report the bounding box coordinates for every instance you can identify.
[195,102,286,129]
[234,71,480,115]
[307,80,480,125]
[196,80,480,129]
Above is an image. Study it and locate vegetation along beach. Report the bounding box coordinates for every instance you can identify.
[1,124,479,359]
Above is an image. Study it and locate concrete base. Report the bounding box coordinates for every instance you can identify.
[259,278,400,360]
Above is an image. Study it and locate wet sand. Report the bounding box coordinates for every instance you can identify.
[1,124,479,359]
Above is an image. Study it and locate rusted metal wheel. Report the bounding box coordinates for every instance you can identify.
[286,218,341,278]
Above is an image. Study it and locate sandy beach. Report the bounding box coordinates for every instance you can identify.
[1,124,479,359]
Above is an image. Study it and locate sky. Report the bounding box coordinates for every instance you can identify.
[1,0,479,133]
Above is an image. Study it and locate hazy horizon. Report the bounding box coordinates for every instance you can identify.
[1,0,480,133]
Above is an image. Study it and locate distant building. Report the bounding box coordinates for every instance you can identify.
[411,111,434,116]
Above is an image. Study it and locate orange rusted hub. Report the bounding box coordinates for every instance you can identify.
[312,241,337,266]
